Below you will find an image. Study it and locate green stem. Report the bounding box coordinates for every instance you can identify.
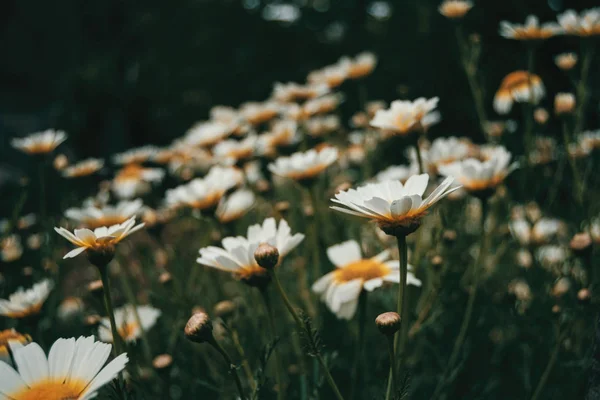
[231,328,256,391]
[394,235,409,357]
[414,142,424,175]
[561,118,584,206]
[350,291,368,400]
[431,199,488,399]
[574,40,594,136]
[99,267,123,356]
[530,328,564,400]
[386,336,398,399]
[261,289,285,400]
[523,47,536,160]
[308,185,322,281]
[208,337,247,400]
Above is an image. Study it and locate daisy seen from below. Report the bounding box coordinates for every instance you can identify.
[342,52,378,79]
[493,71,545,114]
[438,0,473,19]
[557,8,600,36]
[11,129,67,155]
[370,97,440,137]
[0,329,30,364]
[65,199,144,229]
[499,15,562,40]
[312,240,421,319]
[216,189,256,224]
[184,121,235,147]
[268,147,338,184]
[98,305,161,343]
[438,145,517,195]
[0,279,53,319]
[0,335,128,400]
[113,145,159,165]
[54,217,145,260]
[331,174,458,236]
[112,163,165,199]
[62,158,104,178]
[212,135,258,165]
[240,101,281,125]
[197,218,304,289]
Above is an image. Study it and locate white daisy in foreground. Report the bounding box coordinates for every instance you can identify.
[0,280,53,319]
[65,199,144,229]
[370,97,440,136]
[165,166,243,211]
[113,145,159,165]
[0,329,30,364]
[0,336,128,399]
[62,158,104,178]
[54,217,145,260]
[499,15,562,40]
[112,164,165,199]
[557,8,600,36]
[216,189,256,224]
[268,147,338,183]
[98,305,161,343]
[438,145,517,194]
[11,129,67,155]
[312,240,421,319]
[197,218,304,288]
[331,174,458,236]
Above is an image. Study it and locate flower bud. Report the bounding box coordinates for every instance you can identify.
[153,354,173,370]
[554,93,575,115]
[578,288,591,303]
[184,312,214,344]
[534,108,549,125]
[254,243,279,270]
[158,272,172,285]
[53,154,69,171]
[554,53,577,71]
[375,312,401,336]
[570,232,592,256]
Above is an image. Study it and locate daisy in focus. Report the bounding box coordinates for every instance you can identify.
[438,0,473,19]
[331,174,458,236]
[0,329,30,364]
[268,147,338,184]
[98,305,161,343]
[197,218,304,288]
[62,158,105,178]
[499,15,562,40]
[112,163,165,199]
[0,336,128,400]
[312,240,421,319]
[65,199,144,229]
[0,279,54,319]
[493,71,545,114]
[54,217,145,259]
[11,129,67,155]
[370,97,440,137]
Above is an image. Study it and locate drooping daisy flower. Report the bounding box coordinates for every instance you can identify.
[438,0,473,19]
[493,71,545,114]
[98,305,161,343]
[113,145,159,165]
[62,158,105,178]
[1,235,23,263]
[499,15,562,40]
[216,189,256,224]
[557,8,600,36]
[268,147,338,184]
[0,336,128,399]
[112,164,165,199]
[331,174,458,236]
[240,101,281,125]
[65,199,144,229]
[0,280,54,318]
[165,166,243,211]
[370,97,440,136]
[197,218,304,288]
[375,165,418,183]
[54,217,145,260]
[438,145,517,194]
[554,53,578,70]
[312,240,421,319]
[0,329,30,364]
[11,129,67,155]
[272,82,329,103]
[184,121,235,147]
[213,135,258,165]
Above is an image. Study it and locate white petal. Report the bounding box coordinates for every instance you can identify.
[363,278,384,292]
[403,174,429,196]
[0,361,27,395]
[48,338,76,382]
[64,246,87,259]
[79,353,128,399]
[390,197,413,218]
[12,342,49,386]
[326,240,362,267]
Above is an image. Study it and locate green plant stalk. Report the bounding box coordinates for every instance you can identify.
[574,40,594,137]
[231,328,257,391]
[561,118,584,206]
[208,336,247,400]
[431,199,488,399]
[523,47,535,162]
[350,291,368,400]
[530,328,564,400]
[414,142,425,175]
[99,267,123,356]
[394,235,409,358]
[308,185,322,281]
[386,335,398,399]
[269,270,345,400]
[261,289,285,400]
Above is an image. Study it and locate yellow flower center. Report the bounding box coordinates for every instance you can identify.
[11,379,88,400]
[118,322,139,340]
[333,259,391,283]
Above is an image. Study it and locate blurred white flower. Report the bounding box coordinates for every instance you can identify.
[1,235,23,263]
[0,280,53,318]
[499,15,562,39]
[375,165,417,183]
[268,147,338,182]
[113,145,159,165]
[439,0,473,19]
[370,97,440,135]
[557,8,600,36]
[112,164,165,199]
[98,305,161,343]
[11,129,67,155]
[216,189,256,224]
[62,158,104,178]
[184,121,235,147]
[65,199,144,229]
[494,71,545,114]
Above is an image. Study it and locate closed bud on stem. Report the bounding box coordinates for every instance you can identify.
[153,354,173,371]
[254,243,279,270]
[184,312,214,344]
[554,93,576,115]
[570,233,592,256]
[375,312,401,336]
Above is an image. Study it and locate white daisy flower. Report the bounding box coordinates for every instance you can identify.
[216,189,256,224]
[0,280,54,319]
[438,145,517,193]
[557,8,600,36]
[113,145,159,165]
[256,120,301,156]
[268,147,338,182]
[304,115,341,137]
[65,199,144,229]
[374,165,417,183]
[112,164,165,199]
[499,15,562,40]
[98,305,161,343]
[344,52,377,79]
[11,129,67,155]
[197,218,304,288]
[554,52,578,70]
[494,71,545,115]
[62,158,104,178]
[0,336,128,399]
[438,0,473,19]
[240,101,281,125]
[184,121,235,147]
[312,240,421,319]
[54,217,145,259]
[272,82,329,103]
[307,62,350,88]
[370,97,440,136]
[419,136,472,173]
[1,235,23,263]
[331,174,458,235]
[213,135,258,165]
[165,166,243,211]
